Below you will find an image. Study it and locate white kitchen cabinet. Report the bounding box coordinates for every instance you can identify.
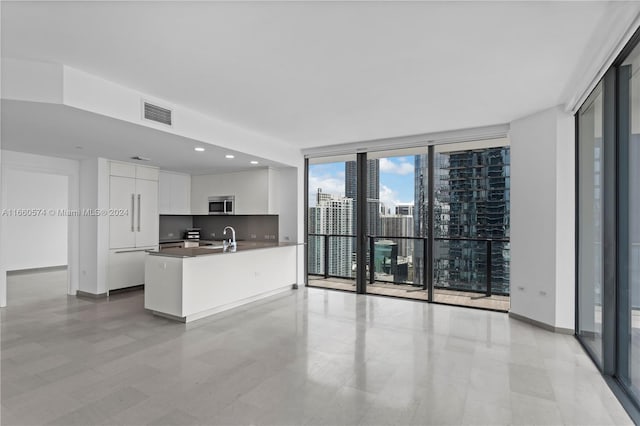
[135,178,159,247]
[107,161,159,292]
[191,169,269,214]
[109,175,158,249]
[107,249,147,290]
[159,171,191,214]
[109,176,137,248]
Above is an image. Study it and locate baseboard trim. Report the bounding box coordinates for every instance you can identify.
[109,285,144,295]
[76,290,108,299]
[509,312,574,335]
[8,265,67,276]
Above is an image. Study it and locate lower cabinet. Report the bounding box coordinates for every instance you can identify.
[108,248,156,291]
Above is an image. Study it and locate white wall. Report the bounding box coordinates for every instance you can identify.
[4,169,68,269]
[0,80,4,306]
[554,112,576,330]
[191,169,270,215]
[79,158,98,295]
[78,157,109,295]
[1,57,63,104]
[296,161,306,286]
[276,167,298,243]
[268,168,279,215]
[61,65,301,168]
[0,150,80,300]
[3,58,301,168]
[510,105,575,331]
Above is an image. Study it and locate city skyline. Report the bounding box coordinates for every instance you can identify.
[308,147,511,295]
[308,156,415,210]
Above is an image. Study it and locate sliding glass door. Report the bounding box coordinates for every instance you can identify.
[577,82,604,366]
[306,142,511,311]
[432,141,510,311]
[618,41,640,401]
[575,29,640,421]
[364,149,426,301]
[307,155,357,292]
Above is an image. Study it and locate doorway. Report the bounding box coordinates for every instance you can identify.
[0,152,80,307]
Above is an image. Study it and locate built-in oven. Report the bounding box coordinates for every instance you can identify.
[208,195,235,215]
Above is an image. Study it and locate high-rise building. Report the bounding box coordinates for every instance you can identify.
[413,155,429,286]
[395,204,414,216]
[412,147,510,293]
[380,214,414,258]
[345,159,380,236]
[308,189,354,278]
[434,147,510,294]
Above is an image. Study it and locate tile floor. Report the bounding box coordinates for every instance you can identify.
[1,269,633,425]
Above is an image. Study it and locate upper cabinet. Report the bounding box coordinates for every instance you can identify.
[191,169,271,215]
[109,161,159,249]
[159,171,191,215]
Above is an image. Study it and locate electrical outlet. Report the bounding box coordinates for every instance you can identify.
[168,232,174,237]
[211,233,215,238]
[285,236,290,241]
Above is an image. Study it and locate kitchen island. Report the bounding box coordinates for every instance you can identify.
[144,242,299,322]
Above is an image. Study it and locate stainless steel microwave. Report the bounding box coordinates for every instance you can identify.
[208,196,235,215]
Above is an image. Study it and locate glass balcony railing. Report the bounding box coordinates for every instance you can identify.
[308,233,510,297]
[307,233,357,279]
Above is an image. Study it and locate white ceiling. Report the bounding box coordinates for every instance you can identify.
[1,1,636,151]
[1,100,287,175]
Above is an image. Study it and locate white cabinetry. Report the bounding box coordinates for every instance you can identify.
[109,176,136,248]
[108,161,158,291]
[159,171,191,214]
[191,169,269,214]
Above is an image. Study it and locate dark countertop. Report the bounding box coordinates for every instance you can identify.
[159,239,219,244]
[148,241,300,258]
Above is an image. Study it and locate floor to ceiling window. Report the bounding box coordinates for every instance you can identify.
[618,39,640,404]
[307,155,357,292]
[577,82,604,365]
[432,141,510,311]
[306,141,511,312]
[364,149,426,301]
[575,27,640,422]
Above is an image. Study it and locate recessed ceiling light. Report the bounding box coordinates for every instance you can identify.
[194,147,205,152]
[225,154,235,159]
[250,161,259,165]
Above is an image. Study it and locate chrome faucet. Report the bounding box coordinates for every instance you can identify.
[223,226,237,252]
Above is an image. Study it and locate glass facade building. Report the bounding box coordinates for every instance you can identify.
[412,147,511,294]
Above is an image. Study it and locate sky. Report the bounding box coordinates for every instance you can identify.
[308,156,415,211]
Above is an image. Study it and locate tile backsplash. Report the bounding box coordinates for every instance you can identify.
[159,215,194,241]
[160,215,278,242]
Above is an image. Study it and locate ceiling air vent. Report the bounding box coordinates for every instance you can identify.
[143,101,172,126]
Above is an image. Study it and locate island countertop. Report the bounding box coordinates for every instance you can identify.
[148,241,300,258]
[145,241,299,322]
